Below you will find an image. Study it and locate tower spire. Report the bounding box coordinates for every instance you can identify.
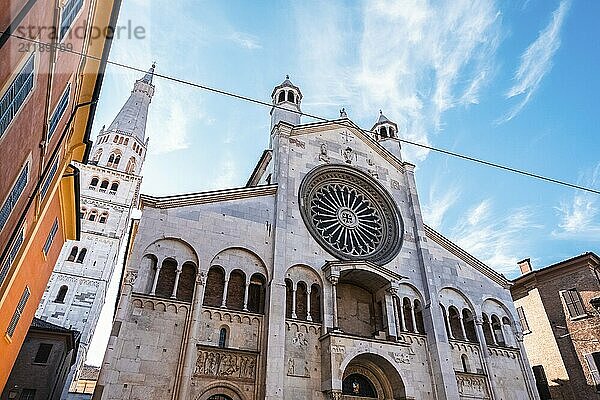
[106,64,156,142]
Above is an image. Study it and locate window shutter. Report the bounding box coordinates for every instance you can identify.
[585,353,600,390]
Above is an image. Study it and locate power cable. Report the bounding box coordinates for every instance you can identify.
[4,30,599,195]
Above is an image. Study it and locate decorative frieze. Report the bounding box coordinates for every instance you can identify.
[193,348,257,382]
[455,372,490,399]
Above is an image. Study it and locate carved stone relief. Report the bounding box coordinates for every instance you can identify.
[287,357,310,378]
[319,143,330,164]
[456,373,490,399]
[193,348,257,382]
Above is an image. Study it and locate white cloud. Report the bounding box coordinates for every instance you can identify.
[295,0,501,162]
[450,200,541,274]
[229,31,262,50]
[422,183,461,230]
[553,163,600,239]
[501,0,570,122]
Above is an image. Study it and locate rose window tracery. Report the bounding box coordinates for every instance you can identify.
[299,165,403,265]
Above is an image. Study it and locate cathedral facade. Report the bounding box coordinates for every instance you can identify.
[94,79,539,400]
[36,66,155,397]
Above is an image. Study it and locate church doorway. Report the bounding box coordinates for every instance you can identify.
[341,353,407,399]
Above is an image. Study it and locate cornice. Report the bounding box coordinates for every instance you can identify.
[423,224,509,288]
[140,184,278,209]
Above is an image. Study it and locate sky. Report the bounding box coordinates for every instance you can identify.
[86,0,600,365]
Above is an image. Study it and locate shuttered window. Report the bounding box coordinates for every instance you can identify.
[0,53,35,139]
[6,286,30,337]
[0,161,30,232]
[43,219,59,256]
[562,289,586,318]
[585,353,600,391]
[48,83,70,139]
[0,225,25,288]
[59,0,84,40]
[516,306,530,333]
[40,157,59,199]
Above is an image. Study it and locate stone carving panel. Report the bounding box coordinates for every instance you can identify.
[456,372,490,399]
[193,348,257,382]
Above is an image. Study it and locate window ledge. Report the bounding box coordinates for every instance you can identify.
[570,314,591,322]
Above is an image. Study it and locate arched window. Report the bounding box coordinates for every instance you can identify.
[118,137,124,144]
[108,154,114,163]
[100,179,109,189]
[247,273,266,314]
[285,279,293,318]
[414,299,425,334]
[310,283,321,323]
[287,91,295,102]
[462,309,478,342]
[76,248,87,263]
[218,327,228,348]
[114,155,121,166]
[113,135,118,143]
[107,152,121,168]
[403,297,414,332]
[55,285,68,303]
[176,262,197,302]
[296,281,308,320]
[155,259,177,298]
[126,157,136,174]
[461,354,470,372]
[89,177,99,188]
[110,182,119,192]
[482,313,495,345]
[124,138,129,145]
[277,91,285,103]
[380,126,388,138]
[491,315,505,346]
[203,266,225,307]
[448,306,464,340]
[67,246,78,262]
[80,207,87,218]
[342,374,377,398]
[226,269,246,310]
[88,210,97,221]
[92,149,102,162]
[99,212,108,224]
[388,127,396,138]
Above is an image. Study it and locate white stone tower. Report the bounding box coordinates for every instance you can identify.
[270,75,302,130]
[35,65,155,398]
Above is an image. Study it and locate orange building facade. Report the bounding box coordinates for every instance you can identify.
[0,0,121,390]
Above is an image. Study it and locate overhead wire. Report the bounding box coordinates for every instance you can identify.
[4,30,599,195]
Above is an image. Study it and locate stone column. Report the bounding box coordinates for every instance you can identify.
[306,287,312,322]
[150,261,162,296]
[475,317,499,400]
[398,298,406,332]
[391,293,401,338]
[171,267,182,299]
[459,315,467,340]
[444,308,454,339]
[385,287,398,339]
[177,272,206,400]
[243,279,250,311]
[410,302,417,333]
[330,276,339,330]
[291,284,298,319]
[221,278,229,307]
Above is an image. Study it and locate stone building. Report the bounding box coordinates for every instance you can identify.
[511,253,600,399]
[1,318,79,400]
[94,78,539,399]
[36,66,155,398]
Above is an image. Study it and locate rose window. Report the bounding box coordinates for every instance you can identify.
[299,165,403,265]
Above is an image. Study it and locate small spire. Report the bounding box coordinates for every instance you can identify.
[140,62,156,84]
[286,74,290,80]
[340,108,347,118]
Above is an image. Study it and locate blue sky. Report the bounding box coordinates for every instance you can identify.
[87,0,600,364]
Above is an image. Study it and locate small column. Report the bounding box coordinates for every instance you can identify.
[150,263,162,296]
[444,308,454,339]
[306,287,313,322]
[171,268,182,299]
[475,318,500,400]
[221,279,229,307]
[331,277,339,330]
[291,284,298,319]
[459,315,467,340]
[243,280,250,311]
[398,298,406,332]
[410,302,417,332]
[392,295,401,337]
[488,321,498,346]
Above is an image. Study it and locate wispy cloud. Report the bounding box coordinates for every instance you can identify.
[228,31,262,50]
[294,0,501,162]
[553,163,600,239]
[422,182,461,230]
[501,0,570,122]
[450,199,541,274]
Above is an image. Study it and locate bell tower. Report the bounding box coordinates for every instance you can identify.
[371,110,402,161]
[270,75,302,130]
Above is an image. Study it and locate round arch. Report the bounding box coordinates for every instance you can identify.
[482,297,516,324]
[209,246,269,281]
[195,381,247,400]
[439,286,477,313]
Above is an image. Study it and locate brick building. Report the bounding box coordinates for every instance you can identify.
[511,252,600,399]
[0,0,121,390]
[1,317,79,400]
